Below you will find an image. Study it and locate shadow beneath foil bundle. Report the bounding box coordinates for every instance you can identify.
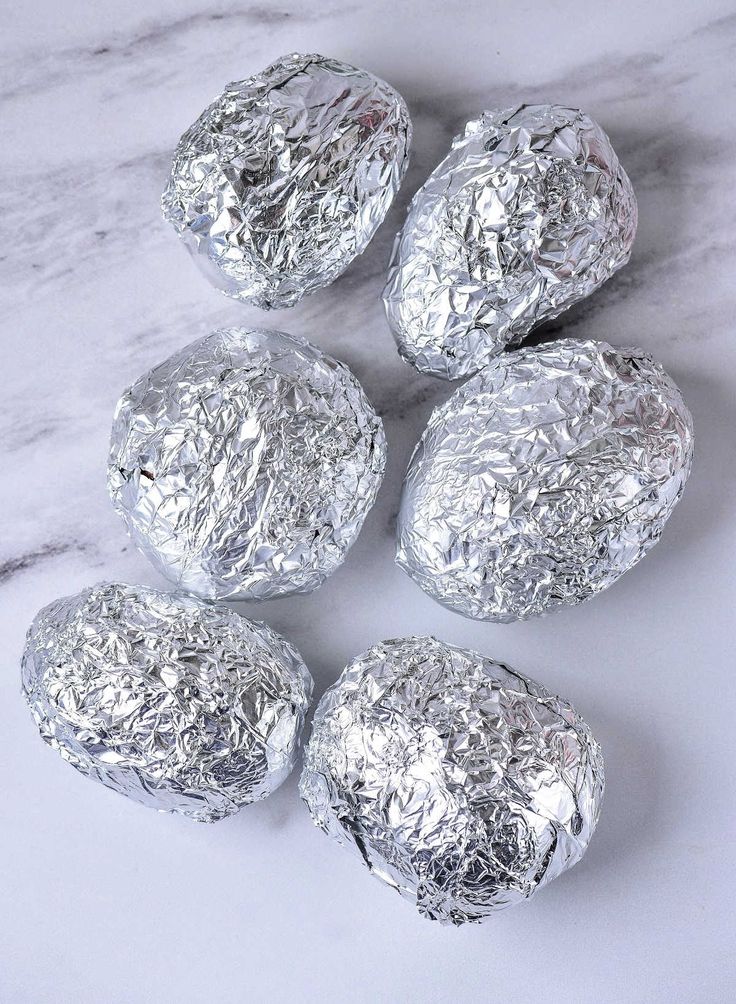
[231,766,302,835]
[635,368,735,556]
[526,706,665,914]
[218,625,353,836]
[318,86,475,336]
[519,120,724,352]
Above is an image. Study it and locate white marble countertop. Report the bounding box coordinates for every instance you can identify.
[3,2,735,1001]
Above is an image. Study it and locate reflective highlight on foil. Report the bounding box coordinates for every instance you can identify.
[163,52,412,309]
[383,104,637,379]
[108,328,386,601]
[300,636,603,924]
[22,582,313,821]
[396,339,694,621]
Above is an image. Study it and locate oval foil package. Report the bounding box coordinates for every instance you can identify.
[108,328,386,601]
[383,104,637,379]
[22,582,313,822]
[300,636,603,924]
[397,339,693,621]
[162,52,412,309]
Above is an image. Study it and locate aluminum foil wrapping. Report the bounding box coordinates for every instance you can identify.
[397,339,693,621]
[108,328,386,601]
[162,52,412,309]
[300,636,603,924]
[22,582,313,821]
[383,104,637,380]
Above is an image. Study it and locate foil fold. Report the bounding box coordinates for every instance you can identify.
[300,636,603,924]
[163,52,412,308]
[22,582,313,821]
[383,104,637,379]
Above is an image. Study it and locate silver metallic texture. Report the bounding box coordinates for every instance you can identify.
[383,104,637,380]
[162,52,412,309]
[300,636,603,924]
[108,328,386,601]
[22,582,313,822]
[396,339,693,622]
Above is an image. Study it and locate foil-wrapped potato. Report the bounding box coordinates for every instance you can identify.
[22,582,313,821]
[163,52,412,308]
[108,328,386,601]
[301,636,603,924]
[383,105,637,379]
[397,339,693,621]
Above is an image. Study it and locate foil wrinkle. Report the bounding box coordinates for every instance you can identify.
[22,582,313,821]
[383,104,637,379]
[108,328,386,601]
[300,636,603,924]
[396,338,694,621]
[163,52,412,309]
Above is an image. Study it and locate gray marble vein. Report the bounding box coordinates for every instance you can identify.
[1,2,734,1001]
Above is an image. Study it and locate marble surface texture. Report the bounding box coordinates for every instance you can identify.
[2,2,734,1001]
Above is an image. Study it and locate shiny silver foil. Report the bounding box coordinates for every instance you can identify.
[162,52,412,309]
[108,328,386,601]
[300,636,603,924]
[22,582,313,822]
[383,104,637,380]
[397,339,693,621]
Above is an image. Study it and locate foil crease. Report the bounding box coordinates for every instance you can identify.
[162,52,412,309]
[108,328,386,601]
[300,636,603,924]
[397,339,693,621]
[383,104,637,380]
[22,582,313,822]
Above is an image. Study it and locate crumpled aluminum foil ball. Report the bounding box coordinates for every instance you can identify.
[108,328,386,601]
[397,339,693,621]
[163,52,412,309]
[300,636,603,924]
[22,582,313,822]
[383,104,637,379]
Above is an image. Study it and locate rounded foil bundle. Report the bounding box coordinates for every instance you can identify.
[108,328,386,601]
[397,339,694,621]
[300,636,603,924]
[383,104,637,379]
[162,52,412,309]
[22,582,313,821]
